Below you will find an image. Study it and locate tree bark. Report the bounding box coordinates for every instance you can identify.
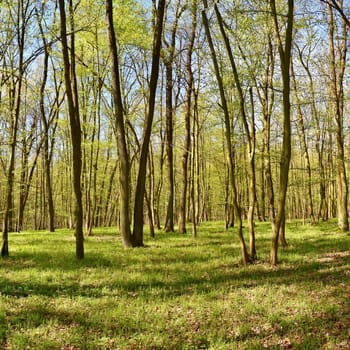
[36,6,58,232]
[2,0,28,256]
[105,0,133,246]
[162,1,185,233]
[269,0,294,265]
[178,5,196,232]
[59,0,84,259]
[296,43,327,222]
[202,0,250,265]
[164,62,175,232]
[132,0,166,246]
[291,61,315,224]
[214,3,257,260]
[326,2,349,232]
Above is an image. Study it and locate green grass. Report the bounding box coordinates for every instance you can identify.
[0,220,349,349]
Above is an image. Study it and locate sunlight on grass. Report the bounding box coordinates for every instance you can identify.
[0,221,349,349]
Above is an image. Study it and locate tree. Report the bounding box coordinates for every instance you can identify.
[213,2,258,260]
[58,0,84,259]
[178,0,197,235]
[269,0,294,265]
[162,0,186,233]
[2,0,32,256]
[325,1,349,232]
[202,0,250,265]
[107,0,165,247]
[295,37,328,222]
[132,0,166,246]
[106,0,134,246]
[36,2,63,232]
[291,59,315,224]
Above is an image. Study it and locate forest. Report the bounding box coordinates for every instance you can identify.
[1,1,350,349]
[0,0,350,265]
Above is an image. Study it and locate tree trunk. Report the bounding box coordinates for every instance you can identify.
[269,0,294,265]
[164,62,175,232]
[162,1,185,233]
[296,43,327,223]
[59,0,84,259]
[291,61,315,224]
[146,146,155,238]
[132,0,166,246]
[2,0,27,256]
[17,114,41,232]
[36,9,57,232]
[105,0,134,246]
[202,0,249,265]
[214,4,257,260]
[327,2,349,232]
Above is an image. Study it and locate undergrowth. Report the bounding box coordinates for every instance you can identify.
[0,220,349,349]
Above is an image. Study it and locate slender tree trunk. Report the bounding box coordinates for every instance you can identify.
[59,0,84,259]
[291,62,315,224]
[214,4,257,260]
[132,0,166,246]
[247,88,257,258]
[37,10,56,232]
[105,0,133,246]
[91,79,102,231]
[191,92,198,238]
[178,17,195,232]
[164,62,175,232]
[202,0,249,265]
[269,0,294,265]
[17,114,41,232]
[147,147,155,238]
[327,3,349,232]
[162,1,185,233]
[296,44,327,223]
[249,29,276,228]
[2,0,27,256]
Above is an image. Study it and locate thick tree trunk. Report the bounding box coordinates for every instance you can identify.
[2,120,18,256]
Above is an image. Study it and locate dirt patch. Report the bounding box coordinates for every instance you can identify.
[317,251,350,263]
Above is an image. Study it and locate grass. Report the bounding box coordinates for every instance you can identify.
[0,220,349,349]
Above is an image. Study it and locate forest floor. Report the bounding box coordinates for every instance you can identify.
[0,220,349,349]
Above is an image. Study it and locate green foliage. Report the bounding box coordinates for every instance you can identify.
[0,221,349,349]
[74,0,151,55]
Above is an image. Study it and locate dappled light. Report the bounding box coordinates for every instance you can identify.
[1,221,349,348]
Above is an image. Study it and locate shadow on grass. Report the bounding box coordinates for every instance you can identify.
[1,245,349,301]
[1,221,349,349]
[1,221,349,301]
